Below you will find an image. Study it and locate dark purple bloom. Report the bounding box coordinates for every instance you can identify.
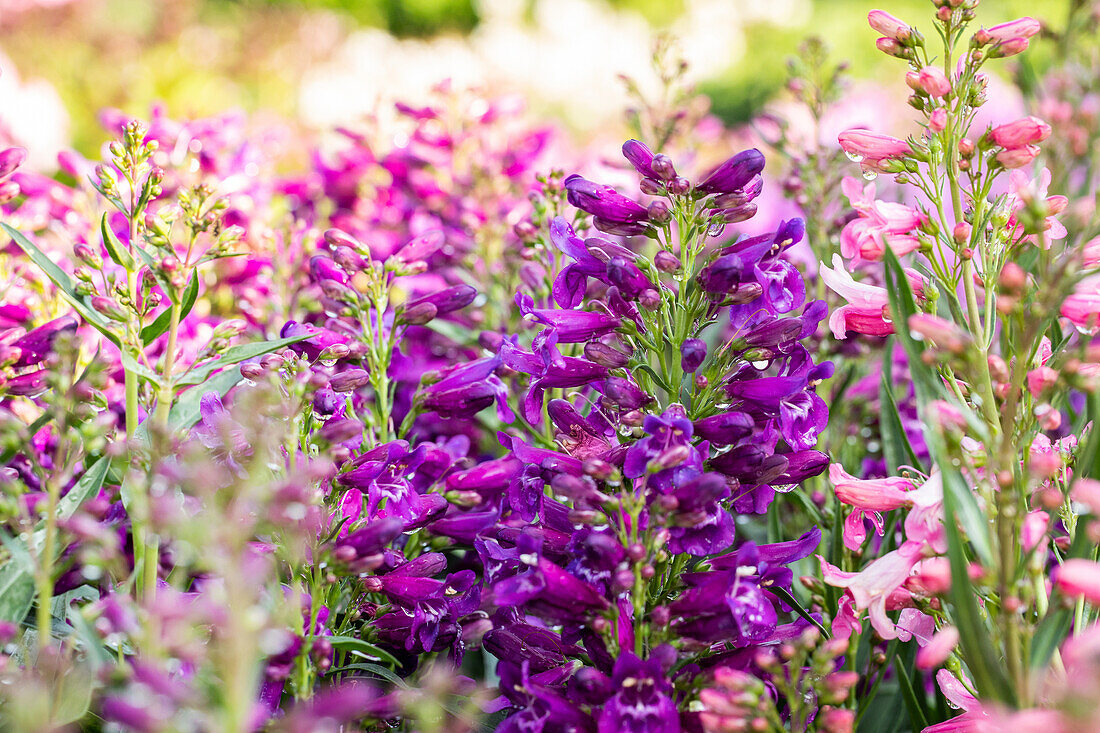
[680,339,706,373]
[10,315,78,368]
[598,653,679,733]
[695,148,766,195]
[564,174,649,224]
[517,293,620,343]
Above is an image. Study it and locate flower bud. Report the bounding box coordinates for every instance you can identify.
[654,250,681,273]
[917,66,951,97]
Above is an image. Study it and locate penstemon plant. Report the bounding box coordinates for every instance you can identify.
[815,1,1100,728]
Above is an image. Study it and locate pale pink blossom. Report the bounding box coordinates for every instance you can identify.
[819,540,925,639]
[985,17,1041,43]
[916,626,959,670]
[1008,168,1067,243]
[1071,477,1100,514]
[1054,559,1100,604]
[922,670,984,733]
[918,66,951,98]
[997,145,1040,169]
[895,608,935,645]
[820,255,925,339]
[929,108,948,132]
[991,116,1051,149]
[1020,510,1050,552]
[830,463,915,510]
[840,177,922,261]
[1061,274,1100,331]
[838,129,910,163]
[1027,366,1057,396]
[867,9,911,41]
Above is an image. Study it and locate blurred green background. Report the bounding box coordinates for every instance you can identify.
[0,0,1074,156]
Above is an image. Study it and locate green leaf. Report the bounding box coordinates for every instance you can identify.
[173,333,311,387]
[328,662,408,688]
[771,586,829,638]
[2,223,120,347]
[99,213,133,270]
[328,635,401,667]
[878,340,923,474]
[118,350,163,387]
[142,272,199,345]
[55,457,111,521]
[895,649,931,731]
[166,367,244,431]
[0,458,110,624]
[940,460,1017,705]
[0,532,35,624]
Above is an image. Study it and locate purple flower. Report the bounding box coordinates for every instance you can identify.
[517,293,620,342]
[695,149,766,195]
[598,653,680,733]
[680,339,707,373]
[564,174,649,224]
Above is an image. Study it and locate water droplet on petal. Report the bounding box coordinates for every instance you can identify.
[862,168,878,181]
[845,151,864,163]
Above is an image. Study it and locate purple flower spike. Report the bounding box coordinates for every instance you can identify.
[598,653,680,733]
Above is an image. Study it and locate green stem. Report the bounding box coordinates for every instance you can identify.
[35,474,60,650]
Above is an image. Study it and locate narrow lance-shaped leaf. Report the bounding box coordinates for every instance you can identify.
[2,223,120,347]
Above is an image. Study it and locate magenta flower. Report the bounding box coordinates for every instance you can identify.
[840,177,922,261]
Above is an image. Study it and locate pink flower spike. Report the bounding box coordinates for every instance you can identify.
[867,9,910,41]
[991,116,1051,150]
[986,17,1041,42]
[918,66,951,98]
[829,463,914,511]
[916,626,959,669]
[1054,559,1100,605]
[820,542,925,639]
[838,129,910,162]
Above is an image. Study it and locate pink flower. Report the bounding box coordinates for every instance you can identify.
[830,463,916,551]
[1062,274,1100,331]
[1071,478,1100,514]
[991,116,1051,149]
[820,255,924,339]
[895,608,935,645]
[840,177,922,262]
[838,129,910,163]
[908,557,952,595]
[985,17,1041,42]
[830,463,915,510]
[903,472,947,554]
[916,626,959,670]
[820,540,925,639]
[868,9,910,41]
[996,145,1040,169]
[1054,559,1100,605]
[918,66,951,98]
[1007,168,1067,243]
[1027,366,1057,396]
[922,670,984,733]
[929,108,948,132]
[1081,237,1100,269]
[1021,511,1050,552]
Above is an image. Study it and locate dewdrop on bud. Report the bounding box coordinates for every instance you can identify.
[317,343,351,362]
